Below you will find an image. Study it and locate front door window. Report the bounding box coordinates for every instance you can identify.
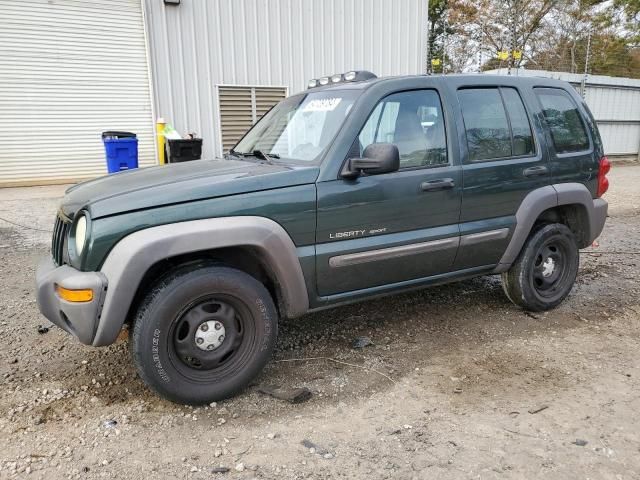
[358,89,448,168]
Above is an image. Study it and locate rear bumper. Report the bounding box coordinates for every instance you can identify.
[35,257,107,345]
[590,198,608,243]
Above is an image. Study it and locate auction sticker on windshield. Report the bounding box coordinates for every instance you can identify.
[303,98,342,112]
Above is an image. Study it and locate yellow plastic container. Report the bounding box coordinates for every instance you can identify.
[156,117,166,165]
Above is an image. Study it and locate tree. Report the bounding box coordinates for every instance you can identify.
[447,0,482,72]
[614,0,640,44]
[444,0,640,78]
[526,0,640,77]
[457,0,561,70]
[527,0,605,73]
[589,34,640,77]
[427,0,451,73]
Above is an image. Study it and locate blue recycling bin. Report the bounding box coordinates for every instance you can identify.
[102,131,139,173]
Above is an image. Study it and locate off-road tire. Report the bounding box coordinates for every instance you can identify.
[502,223,579,312]
[130,265,277,405]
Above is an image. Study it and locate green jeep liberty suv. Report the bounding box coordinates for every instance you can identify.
[36,71,609,404]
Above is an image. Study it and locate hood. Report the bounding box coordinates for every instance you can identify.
[62,158,319,219]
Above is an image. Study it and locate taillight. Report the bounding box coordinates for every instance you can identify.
[597,156,611,197]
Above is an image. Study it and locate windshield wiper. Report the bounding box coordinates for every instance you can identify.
[228,149,279,164]
[252,150,279,164]
[228,148,248,158]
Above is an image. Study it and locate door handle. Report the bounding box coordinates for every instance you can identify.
[522,166,549,177]
[420,178,455,192]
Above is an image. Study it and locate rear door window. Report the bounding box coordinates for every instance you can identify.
[458,87,535,162]
[458,88,512,161]
[535,88,589,153]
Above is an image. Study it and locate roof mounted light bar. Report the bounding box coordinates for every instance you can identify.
[307,70,377,89]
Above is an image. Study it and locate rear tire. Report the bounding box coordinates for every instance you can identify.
[502,223,579,312]
[130,265,277,405]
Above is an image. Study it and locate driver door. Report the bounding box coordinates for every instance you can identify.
[315,88,462,296]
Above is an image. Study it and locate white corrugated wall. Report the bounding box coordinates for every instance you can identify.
[0,0,156,187]
[144,0,428,158]
[583,85,640,157]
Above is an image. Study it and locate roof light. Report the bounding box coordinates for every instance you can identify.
[307,71,378,89]
[344,71,357,81]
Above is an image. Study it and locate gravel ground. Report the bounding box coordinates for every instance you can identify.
[0,165,639,479]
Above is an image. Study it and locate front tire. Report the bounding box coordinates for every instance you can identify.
[502,223,579,312]
[130,265,278,405]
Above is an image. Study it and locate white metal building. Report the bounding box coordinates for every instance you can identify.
[0,0,157,187]
[487,69,640,161]
[144,0,428,159]
[0,0,427,186]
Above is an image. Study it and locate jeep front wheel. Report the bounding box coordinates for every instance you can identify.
[502,223,579,312]
[130,266,277,405]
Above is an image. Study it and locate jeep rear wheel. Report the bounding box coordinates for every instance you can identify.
[130,266,277,405]
[502,223,579,312]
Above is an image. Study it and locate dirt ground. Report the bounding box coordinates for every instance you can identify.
[0,165,639,479]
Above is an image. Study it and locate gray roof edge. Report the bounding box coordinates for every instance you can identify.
[483,68,640,88]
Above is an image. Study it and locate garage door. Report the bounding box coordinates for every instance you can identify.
[0,0,156,187]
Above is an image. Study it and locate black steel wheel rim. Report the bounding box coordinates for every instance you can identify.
[167,294,256,382]
[531,237,571,299]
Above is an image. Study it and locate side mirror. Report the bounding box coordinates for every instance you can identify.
[342,143,400,178]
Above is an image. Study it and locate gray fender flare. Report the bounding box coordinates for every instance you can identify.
[92,216,309,346]
[554,183,607,244]
[495,183,607,272]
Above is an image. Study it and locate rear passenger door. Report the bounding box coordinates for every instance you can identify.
[452,85,550,269]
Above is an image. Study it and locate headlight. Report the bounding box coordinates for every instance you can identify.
[74,214,88,256]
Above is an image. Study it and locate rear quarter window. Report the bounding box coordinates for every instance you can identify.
[535,88,590,153]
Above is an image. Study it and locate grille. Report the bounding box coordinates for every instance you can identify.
[51,215,70,266]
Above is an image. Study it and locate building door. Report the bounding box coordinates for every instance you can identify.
[0,0,155,186]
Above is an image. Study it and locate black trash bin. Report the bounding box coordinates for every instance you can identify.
[166,138,203,163]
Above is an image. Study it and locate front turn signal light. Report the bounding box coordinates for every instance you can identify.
[56,285,94,303]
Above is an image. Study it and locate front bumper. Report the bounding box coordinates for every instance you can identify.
[35,257,107,345]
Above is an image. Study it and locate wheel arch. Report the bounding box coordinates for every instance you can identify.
[124,246,285,330]
[495,183,604,272]
[534,203,591,248]
[92,216,309,346]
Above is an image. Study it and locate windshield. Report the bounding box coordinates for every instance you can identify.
[232,90,359,163]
